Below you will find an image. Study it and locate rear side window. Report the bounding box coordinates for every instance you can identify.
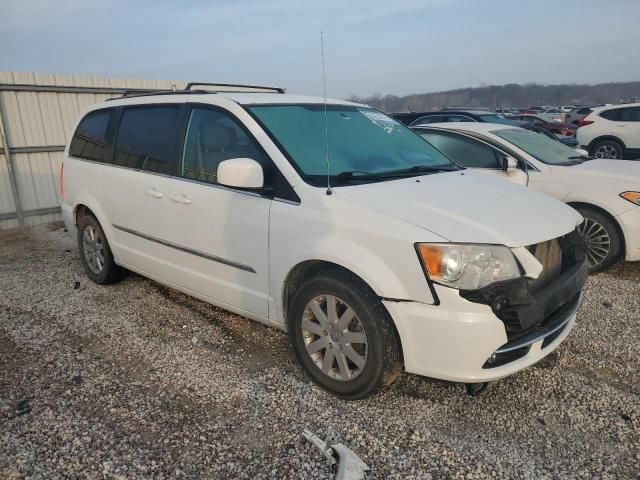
[411,115,445,125]
[114,106,181,174]
[69,109,111,162]
[600,108,622,121]
[600,107,640,122]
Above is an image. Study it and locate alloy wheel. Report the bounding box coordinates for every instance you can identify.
[301,295,368,381]
[578,218,611,268]
[82,225,106,274]
[594,144,619,159]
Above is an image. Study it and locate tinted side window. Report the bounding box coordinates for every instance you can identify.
[411,115,444,125]
[620,107,640,122]
[447,115,474,122]
[600,108,622,121]
[69,110,111,162]
[114,106,181,174]
[181,107,268,184]
[421,131,503,169]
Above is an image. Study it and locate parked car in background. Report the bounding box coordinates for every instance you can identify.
[509,114,576,137]
[566,106,596,125]
[538,108,566,123]
[561,105,577,113]
[576,103,640,160]
[388,111,424,125]
[413,123,640,272]
[60,85,587,398]
[405,110,521,126]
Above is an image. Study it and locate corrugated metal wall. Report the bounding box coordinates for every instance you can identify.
[0,72,184,230]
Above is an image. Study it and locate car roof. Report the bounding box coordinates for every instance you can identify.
[439,110,494,115]
[413,122,518,134]
[590,102,640,113]
[95,91,365,109]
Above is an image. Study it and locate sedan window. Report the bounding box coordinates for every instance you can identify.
[418,131,504,169]
[493,128,583,165]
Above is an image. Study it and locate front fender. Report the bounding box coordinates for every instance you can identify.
[268,201,441,323]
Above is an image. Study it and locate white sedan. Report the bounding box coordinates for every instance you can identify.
[415,123,640,272]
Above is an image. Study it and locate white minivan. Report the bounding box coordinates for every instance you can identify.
[61,83,588,399]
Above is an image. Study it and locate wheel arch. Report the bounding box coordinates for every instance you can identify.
[567,201,626,259]
[281,259,405,362]
[587,135,626,152]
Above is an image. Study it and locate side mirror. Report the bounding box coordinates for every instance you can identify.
[503,156,519,172]
[217,158,264,189]
[574,148,589,157]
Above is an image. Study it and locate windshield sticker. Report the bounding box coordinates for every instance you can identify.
[359,109,401,134]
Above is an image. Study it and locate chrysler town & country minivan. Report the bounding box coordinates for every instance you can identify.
[60,83,588,399]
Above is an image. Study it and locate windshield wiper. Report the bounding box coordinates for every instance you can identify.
[337,165,459,179]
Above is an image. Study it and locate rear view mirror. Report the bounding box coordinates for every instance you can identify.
[217,158,264,189]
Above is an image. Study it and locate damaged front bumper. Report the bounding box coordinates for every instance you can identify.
[384,250,588,383]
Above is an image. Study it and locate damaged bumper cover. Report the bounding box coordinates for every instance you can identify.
[383,238,587,382]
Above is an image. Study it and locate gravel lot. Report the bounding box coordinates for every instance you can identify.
[1,224,639,479]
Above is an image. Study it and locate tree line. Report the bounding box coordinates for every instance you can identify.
[348,81,640,112]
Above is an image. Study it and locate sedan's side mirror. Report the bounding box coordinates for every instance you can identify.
[217,158,264,189]
[503,156,519,172]
[574,148,589,157]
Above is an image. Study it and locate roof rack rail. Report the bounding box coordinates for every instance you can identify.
[185,82,285,94]
[106,89,203,102]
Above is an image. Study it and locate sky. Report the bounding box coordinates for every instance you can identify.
[1,0,639,99]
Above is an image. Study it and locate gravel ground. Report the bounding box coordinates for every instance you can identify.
[1,224,639,479]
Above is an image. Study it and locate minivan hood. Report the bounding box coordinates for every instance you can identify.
[336,170,581,247]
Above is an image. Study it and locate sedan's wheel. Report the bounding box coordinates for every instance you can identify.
[575,207,622,273]
[301,295,368,381]
[288,269,402,399]
[591,140,623,159]
[77,213,125,284]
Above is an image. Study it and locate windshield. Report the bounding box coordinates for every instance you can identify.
[247,105,457,186]
[478,114,520,125]
[493,128,584,165]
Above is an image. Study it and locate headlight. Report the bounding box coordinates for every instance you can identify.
[620,191,640,206]
[416,243,521,290]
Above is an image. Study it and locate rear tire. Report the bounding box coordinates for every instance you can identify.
[288,269,402,400]
[575,207,622,273]
[590,139,623,159]
[77,213,125,284]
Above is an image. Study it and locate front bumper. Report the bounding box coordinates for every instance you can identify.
[616,206,640,261]
[384,261,587,383]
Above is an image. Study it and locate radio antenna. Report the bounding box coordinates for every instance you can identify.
[321,31,332,195]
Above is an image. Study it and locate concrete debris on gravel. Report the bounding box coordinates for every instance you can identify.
[1,223,639,479]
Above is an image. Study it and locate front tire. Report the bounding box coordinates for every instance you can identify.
[590,139,623,159]
[576,207,622,273]
[77,213,124,284]
[288,270,402,400]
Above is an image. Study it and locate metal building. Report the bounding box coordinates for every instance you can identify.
[0,72,184,230]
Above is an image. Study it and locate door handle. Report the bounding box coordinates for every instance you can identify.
[169,192,192,204]
[145,187,163,198]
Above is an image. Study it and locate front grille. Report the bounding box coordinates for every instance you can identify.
[461,228,587,340]
[528,239,563,293]
[525,228,586,295]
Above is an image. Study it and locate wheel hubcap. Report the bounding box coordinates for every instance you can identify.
[594,144,618,159]
[301,295,368,381]
[82,225,106,274]
[577,218,611,268]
